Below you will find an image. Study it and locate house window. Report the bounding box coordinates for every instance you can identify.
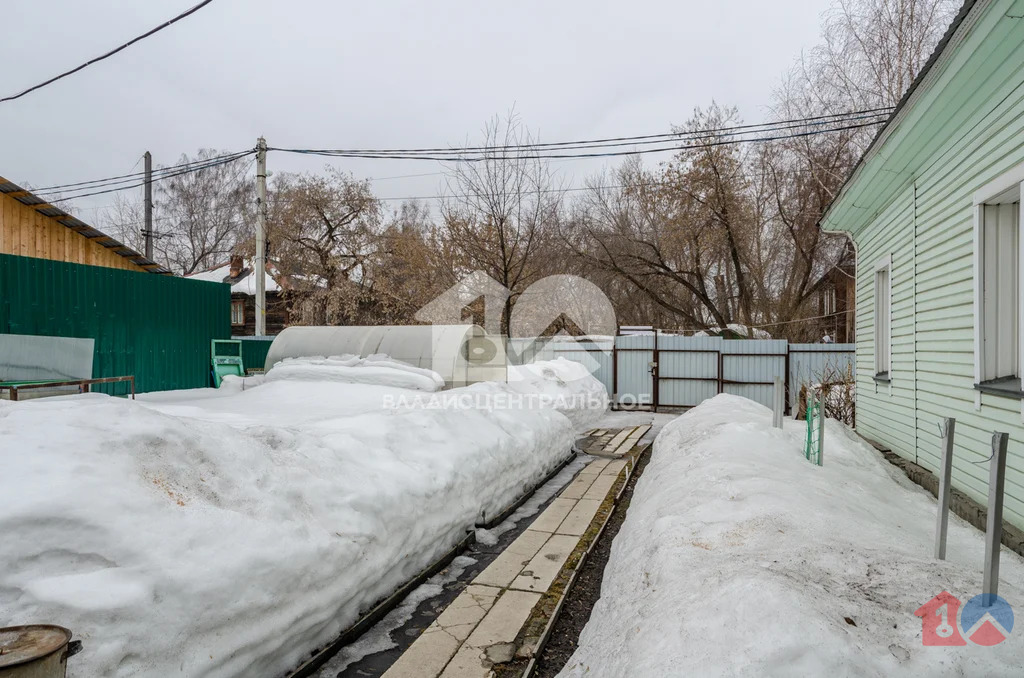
[873,257,891,379]
[823,287,837,316]
[978,196,1020,385]
[231,299,245,326]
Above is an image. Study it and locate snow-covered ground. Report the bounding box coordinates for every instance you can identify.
[560,395,1024,677]
[0,358,606,678]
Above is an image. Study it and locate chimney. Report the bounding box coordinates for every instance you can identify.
[229,255,243,278]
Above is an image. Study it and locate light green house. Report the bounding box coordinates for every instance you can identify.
[821,0,1024,531]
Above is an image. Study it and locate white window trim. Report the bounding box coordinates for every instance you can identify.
[231,299,245,326]
[972,164,1024,411]
[874,254,892,391]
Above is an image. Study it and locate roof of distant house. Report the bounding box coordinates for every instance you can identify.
[187,260,281,294]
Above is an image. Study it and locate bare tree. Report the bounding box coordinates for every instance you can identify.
[775,0,958,134]
[568,106,767,332]
[440,112,563,334]
[146,149,254,275]
[100,192,147,254]
[269,168,382,325]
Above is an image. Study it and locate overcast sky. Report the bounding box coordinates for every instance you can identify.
[1,0,832,223]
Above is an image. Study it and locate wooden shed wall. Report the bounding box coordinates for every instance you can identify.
[0,191,147,272]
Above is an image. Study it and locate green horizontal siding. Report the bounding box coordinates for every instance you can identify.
[829,0,1024,530]
[0,253,230,393]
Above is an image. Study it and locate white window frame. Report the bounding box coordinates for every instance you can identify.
[231,299,245,326]
[973,162,1024,409]
[873,254,892,382]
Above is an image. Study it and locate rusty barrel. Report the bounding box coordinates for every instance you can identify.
[0,626,81,678]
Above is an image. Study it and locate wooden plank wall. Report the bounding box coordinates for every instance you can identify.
[0,192,146,272]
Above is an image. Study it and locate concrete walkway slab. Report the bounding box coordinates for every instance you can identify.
[382,585,500,678]
[577,458,610,475]
[378,429,645,678]
[603,427,632,452]
[510,533,578,593]
[473,529,549,588]
[555,498,602,536]
[559,473,596,500]
[528,497,576,533]
[439,590,541,678]
[583,473,617,501]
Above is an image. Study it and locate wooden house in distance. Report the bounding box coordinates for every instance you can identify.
[187,256,289,336]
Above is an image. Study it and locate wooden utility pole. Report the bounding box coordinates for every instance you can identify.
[143,151,153,260]
[255,138,268,337]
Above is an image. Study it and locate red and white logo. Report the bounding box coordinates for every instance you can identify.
[915,592,1014,646]
[914,591,966,646]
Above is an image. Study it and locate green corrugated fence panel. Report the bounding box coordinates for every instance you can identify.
[0,253,231,394]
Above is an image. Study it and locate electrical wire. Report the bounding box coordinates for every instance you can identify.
[37,109,888,205]
[274,107,892,156]
[0,0,217,104]
[44,151,253,203]
[33,148,253,194]
[271,119,887,162]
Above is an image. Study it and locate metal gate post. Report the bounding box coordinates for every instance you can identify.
[783,348,791,415]
[983,432,1009,603]
[612,335,618,410]
[652,330,659,412]
[817,392,825,466]
[934,418,955,560]
[772,377,784,428]
[717,350,724,394]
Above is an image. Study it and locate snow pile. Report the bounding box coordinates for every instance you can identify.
[693,323,772,339]
[265,354,445,391]
[505,358,609,430]
[0,366,584,677]
[560,395,1024,677]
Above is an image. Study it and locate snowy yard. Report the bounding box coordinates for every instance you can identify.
[0,357,606,678]
[560,395,1024,677]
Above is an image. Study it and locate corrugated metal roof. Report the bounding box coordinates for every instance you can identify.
[0,176,171,274]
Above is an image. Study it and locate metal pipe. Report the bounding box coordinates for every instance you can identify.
[934,418,956,560]
[983,432,1008,603]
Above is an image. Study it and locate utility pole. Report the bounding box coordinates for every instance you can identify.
[255,138,268,337]
[143,151,153,260]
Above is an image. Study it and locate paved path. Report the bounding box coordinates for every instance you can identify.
[381,426,649,678]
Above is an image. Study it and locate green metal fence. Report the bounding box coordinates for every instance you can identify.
[0,253,230,393]
[235,337,275,373]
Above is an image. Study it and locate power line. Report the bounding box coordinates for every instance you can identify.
[271,118,885,162]
[45,151,252,203]
[273,107,892,156]
[745,308,853,329]
[33,148,253,194]
[268,109,892,161]
[1,0,216,104]
[35,109,887,206]
[284,165,851,204]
